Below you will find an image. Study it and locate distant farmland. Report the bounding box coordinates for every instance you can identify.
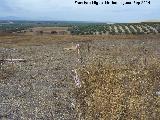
[0,21,160,35]
[70,22,160,35]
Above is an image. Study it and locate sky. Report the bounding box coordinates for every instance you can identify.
[0,0,160,22]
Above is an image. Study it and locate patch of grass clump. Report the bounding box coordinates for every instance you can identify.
[75,61,160,120]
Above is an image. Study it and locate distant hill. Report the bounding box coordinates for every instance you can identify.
[142,19,160,23]
[0,16,24,20]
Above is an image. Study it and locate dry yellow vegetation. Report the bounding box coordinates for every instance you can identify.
[0,34,160,119]
[75,61,160,119]
[0,34,160,46]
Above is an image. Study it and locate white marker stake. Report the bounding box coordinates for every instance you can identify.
[72,69,81,88]
[76,44,81,62]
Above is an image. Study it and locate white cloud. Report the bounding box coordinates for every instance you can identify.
[0,0,160,22]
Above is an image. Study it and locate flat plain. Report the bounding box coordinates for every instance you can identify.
[0,33,160,119]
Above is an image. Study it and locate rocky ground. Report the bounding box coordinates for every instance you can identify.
[0,42,81,120]
[0,36,160,120]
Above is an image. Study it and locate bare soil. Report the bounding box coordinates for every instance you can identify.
[0,34,160,119]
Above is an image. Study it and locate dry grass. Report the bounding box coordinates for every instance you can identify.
[31,27,69,31]
[0,33,160,119]
[75,59,160,119]
[0,34,160,47]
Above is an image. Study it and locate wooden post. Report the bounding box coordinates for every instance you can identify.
[87,42,90,53]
